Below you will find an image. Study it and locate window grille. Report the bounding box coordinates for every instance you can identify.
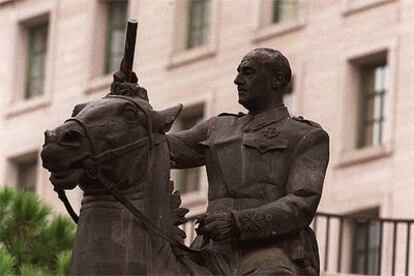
[187,0,211,49]
[272,0,299,23]
[357,63,387,148]
[25,22,48,99]
[105,0,128,74]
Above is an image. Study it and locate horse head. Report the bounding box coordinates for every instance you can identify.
[40,83,209,275]
[41,83,182,193]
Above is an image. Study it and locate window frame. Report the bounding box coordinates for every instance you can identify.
[337,38,398,167]
[85,0,131,95]
[168,0,219,69]
[271,0,299,24]
[350,208,381,275]
[252,0,306,43]
[5,4,56,118]
[186,0,211,50]
[16,159,38,192]
[104,0,128,75]
[25,21,49,100]
[356,60,388,149]
[6,152,40,194]
[342,0,398,16]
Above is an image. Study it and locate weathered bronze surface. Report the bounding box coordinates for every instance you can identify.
[168,48,329,275]
[41,20,329,275]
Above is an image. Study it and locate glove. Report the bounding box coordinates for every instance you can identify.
[196,212,238,242]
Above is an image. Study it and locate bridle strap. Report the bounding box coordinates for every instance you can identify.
[95,170,203,254]
[105,95,154,149]
[91,134,165,164]
[65,117,97,155]
[54,187,79,224]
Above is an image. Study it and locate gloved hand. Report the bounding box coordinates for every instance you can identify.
[196,212,237,242]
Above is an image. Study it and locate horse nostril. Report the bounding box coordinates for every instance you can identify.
[43,130,56,146]
[60,130,83,148]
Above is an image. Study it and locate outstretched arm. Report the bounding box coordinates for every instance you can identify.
[167,118,211,169]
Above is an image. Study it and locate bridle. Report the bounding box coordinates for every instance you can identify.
[54,95,201,254]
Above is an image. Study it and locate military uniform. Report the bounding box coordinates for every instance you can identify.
[168,105,329,275]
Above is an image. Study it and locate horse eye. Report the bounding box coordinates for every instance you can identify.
[122,110,137,122]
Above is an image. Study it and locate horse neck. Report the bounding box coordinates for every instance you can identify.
[141,139,190,273]
[143,139,174,233]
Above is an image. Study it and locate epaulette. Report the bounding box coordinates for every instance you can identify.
[293,116,321,128]
[218,112,245,117]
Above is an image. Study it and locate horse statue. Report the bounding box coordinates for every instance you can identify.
[40,82,215,275]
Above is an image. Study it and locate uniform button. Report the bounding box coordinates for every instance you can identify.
[271,231,277,236]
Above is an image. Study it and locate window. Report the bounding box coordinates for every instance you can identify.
[272,0,299,24]
[351,209,381,275]
[169,0,217,67]
[25,22,48,99]
[339,43,396,165]
[16,159,38,192]
[253,0,304,42]
[187,0,211,49]
[104,0,128,74]
[173,105,204,194]
[356,58,388,148]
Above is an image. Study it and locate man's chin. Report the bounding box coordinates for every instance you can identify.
[238,98,253,111]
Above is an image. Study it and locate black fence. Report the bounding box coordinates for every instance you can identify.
[182,212,414,275]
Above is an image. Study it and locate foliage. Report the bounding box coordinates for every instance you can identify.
[0,187,75,275]
[0,246,15,275]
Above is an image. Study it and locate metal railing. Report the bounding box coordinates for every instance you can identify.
[182,212,414,275]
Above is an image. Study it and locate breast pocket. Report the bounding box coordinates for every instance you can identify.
[243,136,288,153]
[242,133,289,186]
[199,136,245,194]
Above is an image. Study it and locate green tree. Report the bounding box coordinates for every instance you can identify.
[0,187,75,275]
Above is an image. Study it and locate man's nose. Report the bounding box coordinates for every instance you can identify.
[234,74,244,86]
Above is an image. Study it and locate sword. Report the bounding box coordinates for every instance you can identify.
[116,19,138,83]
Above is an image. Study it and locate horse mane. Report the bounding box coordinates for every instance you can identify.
[109,81,149,101]
[109,81,189,243]
[168,180,189,241]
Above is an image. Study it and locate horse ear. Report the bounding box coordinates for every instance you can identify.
[157,104,183,133]
[71,102,88,117]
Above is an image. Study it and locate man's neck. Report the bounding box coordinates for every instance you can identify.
[248,103,284,115]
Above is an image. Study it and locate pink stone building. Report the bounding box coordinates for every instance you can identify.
[1,0,413,274]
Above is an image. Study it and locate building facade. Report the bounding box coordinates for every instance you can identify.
[1,0,414,274]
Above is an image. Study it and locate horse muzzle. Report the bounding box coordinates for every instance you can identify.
[41,127,89,189]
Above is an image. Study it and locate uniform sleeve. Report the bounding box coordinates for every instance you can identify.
[233,127,329,241]
[167,118,211,169]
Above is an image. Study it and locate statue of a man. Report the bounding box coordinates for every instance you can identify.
[168,48,329,275]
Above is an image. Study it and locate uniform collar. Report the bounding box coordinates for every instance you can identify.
[243,105,290,130]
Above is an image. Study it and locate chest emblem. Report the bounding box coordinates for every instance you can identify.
[262,127,279,139]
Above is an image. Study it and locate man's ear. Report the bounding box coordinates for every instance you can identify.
[157,104,183,133]
[272,72,285,89]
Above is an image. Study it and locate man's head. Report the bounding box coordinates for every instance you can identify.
[234,48,291,113]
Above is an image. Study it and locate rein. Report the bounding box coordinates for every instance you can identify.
[54,96,202,255]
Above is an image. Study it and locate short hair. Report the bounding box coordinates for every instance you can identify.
[244,48,292,90]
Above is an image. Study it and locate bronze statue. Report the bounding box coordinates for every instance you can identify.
[168,48,329,275]
[40,20,329,275]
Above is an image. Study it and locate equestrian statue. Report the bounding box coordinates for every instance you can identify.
[41,19,329,275]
